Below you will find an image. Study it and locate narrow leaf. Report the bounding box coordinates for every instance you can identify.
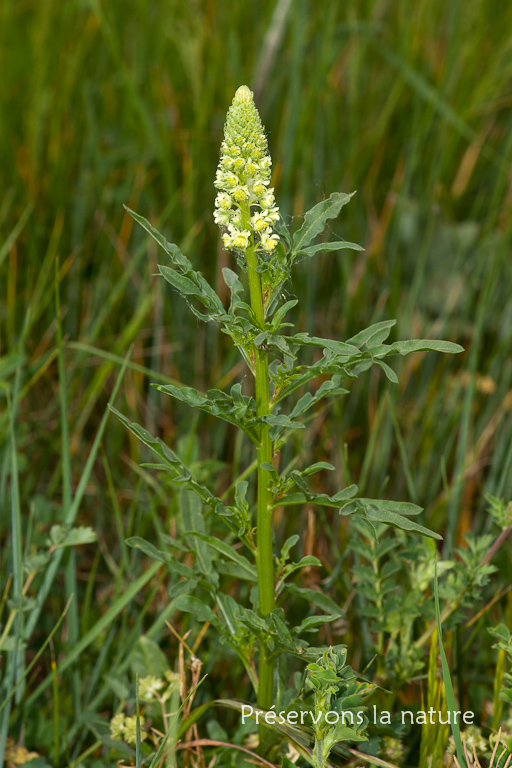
[299,240,364,257]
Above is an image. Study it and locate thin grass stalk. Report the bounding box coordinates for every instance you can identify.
[56,255,81,718]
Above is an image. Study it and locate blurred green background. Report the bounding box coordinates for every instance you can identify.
[1,0,512,759]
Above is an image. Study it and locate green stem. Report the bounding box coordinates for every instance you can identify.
[242,206,275,723]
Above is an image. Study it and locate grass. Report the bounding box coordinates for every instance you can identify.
[1,0,512,765]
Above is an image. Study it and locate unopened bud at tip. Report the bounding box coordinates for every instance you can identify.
[233,85,253,105]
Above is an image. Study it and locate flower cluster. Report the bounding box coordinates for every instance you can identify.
[214,85,280,255]
[110,712,147,745]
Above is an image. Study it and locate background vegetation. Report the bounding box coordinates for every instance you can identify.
[1,0,512,765]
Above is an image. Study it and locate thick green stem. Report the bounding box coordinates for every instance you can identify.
[242,205,275,722]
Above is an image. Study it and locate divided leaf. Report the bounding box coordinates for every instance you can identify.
[155,382,259,444]
[290,192,356,262]
[125,207,225,323]
[110,407,232,523]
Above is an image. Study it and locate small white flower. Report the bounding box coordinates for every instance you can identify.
[245,157,258,176]
[260,189,275,208]
[232,229,251,249]
[260,229,279,252]
[222,226,251,250]
[214,209,231,226]
[215,192,232,210]
[264,206,280,224]
[223,172,239,189]
[231,209,242,225]
[251,211,269,231]
[232,186,249,203]
[139,675,165,701]
[252,179,270,198]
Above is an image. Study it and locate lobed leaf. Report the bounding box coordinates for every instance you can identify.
[155,382,259,444]
[291,192,356,260]
[110,406,230,519]
[125,207,225,322]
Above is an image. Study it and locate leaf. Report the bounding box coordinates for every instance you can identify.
[126,536,196,579]
[47,525,97,548]
[286,584,344,616]
[277,484,359,508]
[298,462,335,476]
[155,382,259,444]
[347,320,396,348]
[6,596,36,613]
[291,192,355,259]
[290,471,310,496]
[222,267,244,298]
[281,534,300,562]
[285,332,360,357]
[489,624,511,645]
[294,614,340,633]
[374,359,399,383]
[183,532,257,581]
[214,561,258,581]
[299,240,364,257]
[130,635,170,678]
[283,556,322,579]
[180,490,217,585]
[251,413,305,430]
[215,592,240,635]
[358,498,423,516]
[260,462,279,481]
[125,207,226,323]
[362,507,442,540]
[373,339,464,357]
[289,378,349,418]
[173,595,220,627]
[270,299,298,330]
[158,532,190,553]
[110,407,230,518]
[0,637,27,652]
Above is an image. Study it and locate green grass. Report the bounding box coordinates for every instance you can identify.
[1,0,512,765]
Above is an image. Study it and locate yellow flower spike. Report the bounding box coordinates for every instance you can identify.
[214,85,280,254]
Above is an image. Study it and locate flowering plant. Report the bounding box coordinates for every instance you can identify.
[114,85,462,763]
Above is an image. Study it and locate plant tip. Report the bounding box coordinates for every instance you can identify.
[233,85,253,104]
